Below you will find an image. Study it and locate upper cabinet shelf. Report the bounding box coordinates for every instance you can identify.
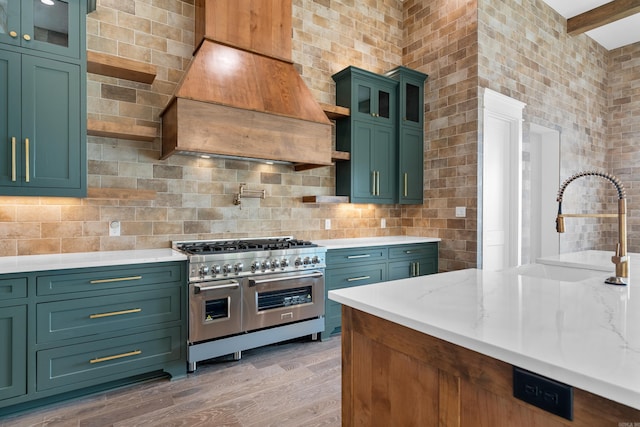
[87,51,156,84]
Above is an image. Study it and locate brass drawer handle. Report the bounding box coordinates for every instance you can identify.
[90,275,142,284]
[89,308,142,319]
[347,276,371,282]
[90,349,141,364]
[404,173,408,197]
[11,137,16,182]
[24,138,29,183]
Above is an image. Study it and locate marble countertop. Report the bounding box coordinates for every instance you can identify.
[314,235,440,250]
[329,263,640,410]
[0,249,187,274]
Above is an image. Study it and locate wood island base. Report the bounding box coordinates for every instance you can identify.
[341,306,640,426]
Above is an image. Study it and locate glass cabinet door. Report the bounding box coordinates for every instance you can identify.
[0,1,21,47]
[403,82,421,124]
[20,0,80,58]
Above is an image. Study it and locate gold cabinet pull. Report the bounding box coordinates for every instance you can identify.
[11,137,16,182]
[416,262,420,276]
[347,254,371,259]
[404,173,408,197]
[90,350,141,364]
[371,171,376,195]
[347,275,371,282]
[24,138,29,183]
[23,34,31,41]
[89,308,142,319]
[90,275,143,284]
[9,31,17,38]
[376,171,380,196]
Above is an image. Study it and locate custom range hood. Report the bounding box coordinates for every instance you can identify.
[160,0,332,166]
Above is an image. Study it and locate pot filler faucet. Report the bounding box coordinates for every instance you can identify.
[556,170,628,286]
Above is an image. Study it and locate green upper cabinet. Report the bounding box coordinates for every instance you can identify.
[0,50,85,196]
[0,0,82,59]
[0,0,86,197]
[333,66,398,204]
[385,66,428,205]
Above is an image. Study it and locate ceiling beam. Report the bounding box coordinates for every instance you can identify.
[567,0,640,35]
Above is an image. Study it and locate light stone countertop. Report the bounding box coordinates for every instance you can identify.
[314,236,440,250]
[329,262,640,410]
[0,249,187,274]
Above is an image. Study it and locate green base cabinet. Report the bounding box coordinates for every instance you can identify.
[323,242,438,339]
[0,305,27,402]
[0,261,188,414]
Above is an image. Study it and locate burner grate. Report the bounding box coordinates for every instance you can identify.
[176,238,316,255]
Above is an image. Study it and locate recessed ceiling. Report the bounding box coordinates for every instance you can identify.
[541,0,640,50]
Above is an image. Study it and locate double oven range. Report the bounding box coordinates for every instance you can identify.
[173,237,326,372]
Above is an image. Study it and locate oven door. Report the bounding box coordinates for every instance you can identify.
[243,270,325,332]
[189,279,242,343]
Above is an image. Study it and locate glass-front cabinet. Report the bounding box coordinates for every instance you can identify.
[0,0,80,58]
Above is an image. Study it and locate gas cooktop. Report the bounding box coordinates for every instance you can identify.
[174,237,317,255]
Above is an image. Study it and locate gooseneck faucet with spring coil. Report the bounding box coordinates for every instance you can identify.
[556,170,628,285]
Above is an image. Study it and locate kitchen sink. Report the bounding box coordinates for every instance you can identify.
[505,263,606,283]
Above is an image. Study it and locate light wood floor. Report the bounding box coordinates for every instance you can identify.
[1,336,342,427]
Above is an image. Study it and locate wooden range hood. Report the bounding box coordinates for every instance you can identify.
[160,0,332,166]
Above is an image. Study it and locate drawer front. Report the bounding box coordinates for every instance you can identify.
[388,256,438,281]
[37,263,183,296]
[326,247,388,267]
[388,243,438,260]
[37,287,182,344]
[0,277,27,301]
[326,263,386,290]
[36,327,182,391]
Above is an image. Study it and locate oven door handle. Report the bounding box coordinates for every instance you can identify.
[194,280,240,293]
[249,271,324,286]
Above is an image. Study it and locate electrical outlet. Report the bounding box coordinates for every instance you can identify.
[109,221,121,237]
[455,206,466,218]
[381,218,386,228]
[324,219,331,230]
[513,367,573,420]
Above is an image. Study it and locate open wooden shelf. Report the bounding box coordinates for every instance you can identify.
[87,51,157,84]
[320,103,350,120]
[87,119,158,142]
[87,187,157,200]
[302,195,349,204]
[294,150,350,171]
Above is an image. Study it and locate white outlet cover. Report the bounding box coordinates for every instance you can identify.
[109,220,121,236]
[324,219,331,230]
[455,207,466,218]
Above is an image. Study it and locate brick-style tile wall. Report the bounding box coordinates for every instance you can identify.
[400,0,479,271]
[608,43,640,252]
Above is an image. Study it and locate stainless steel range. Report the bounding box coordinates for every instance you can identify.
[173,236,326,372]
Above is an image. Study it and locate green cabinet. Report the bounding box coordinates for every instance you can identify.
[0,304,27,402]
[333,65,427,205]
[323,241,438,339]
[0,0,82,59]
[0,0,86,197]
[386,66,428,205]
[334,66,398,204]
[0,261,187,413]
[387,243,438,281]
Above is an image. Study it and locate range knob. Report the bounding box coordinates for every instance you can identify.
[270,259,279,270]
[294,257,302,267]
[251,261,260,273]
[303,256,311,265]
[199,265,209,277]
[311,255,320,264]
[261,260,270,271]
[234,262,244,273]
[222,264,232,275]
[211,264,221,275]
[280,258,290,268]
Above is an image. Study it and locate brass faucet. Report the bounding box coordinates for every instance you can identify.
[556,171,628,286]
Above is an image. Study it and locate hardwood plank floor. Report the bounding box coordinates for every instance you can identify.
[1,336,341,427]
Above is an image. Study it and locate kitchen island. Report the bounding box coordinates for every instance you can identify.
[329,264,640,426]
